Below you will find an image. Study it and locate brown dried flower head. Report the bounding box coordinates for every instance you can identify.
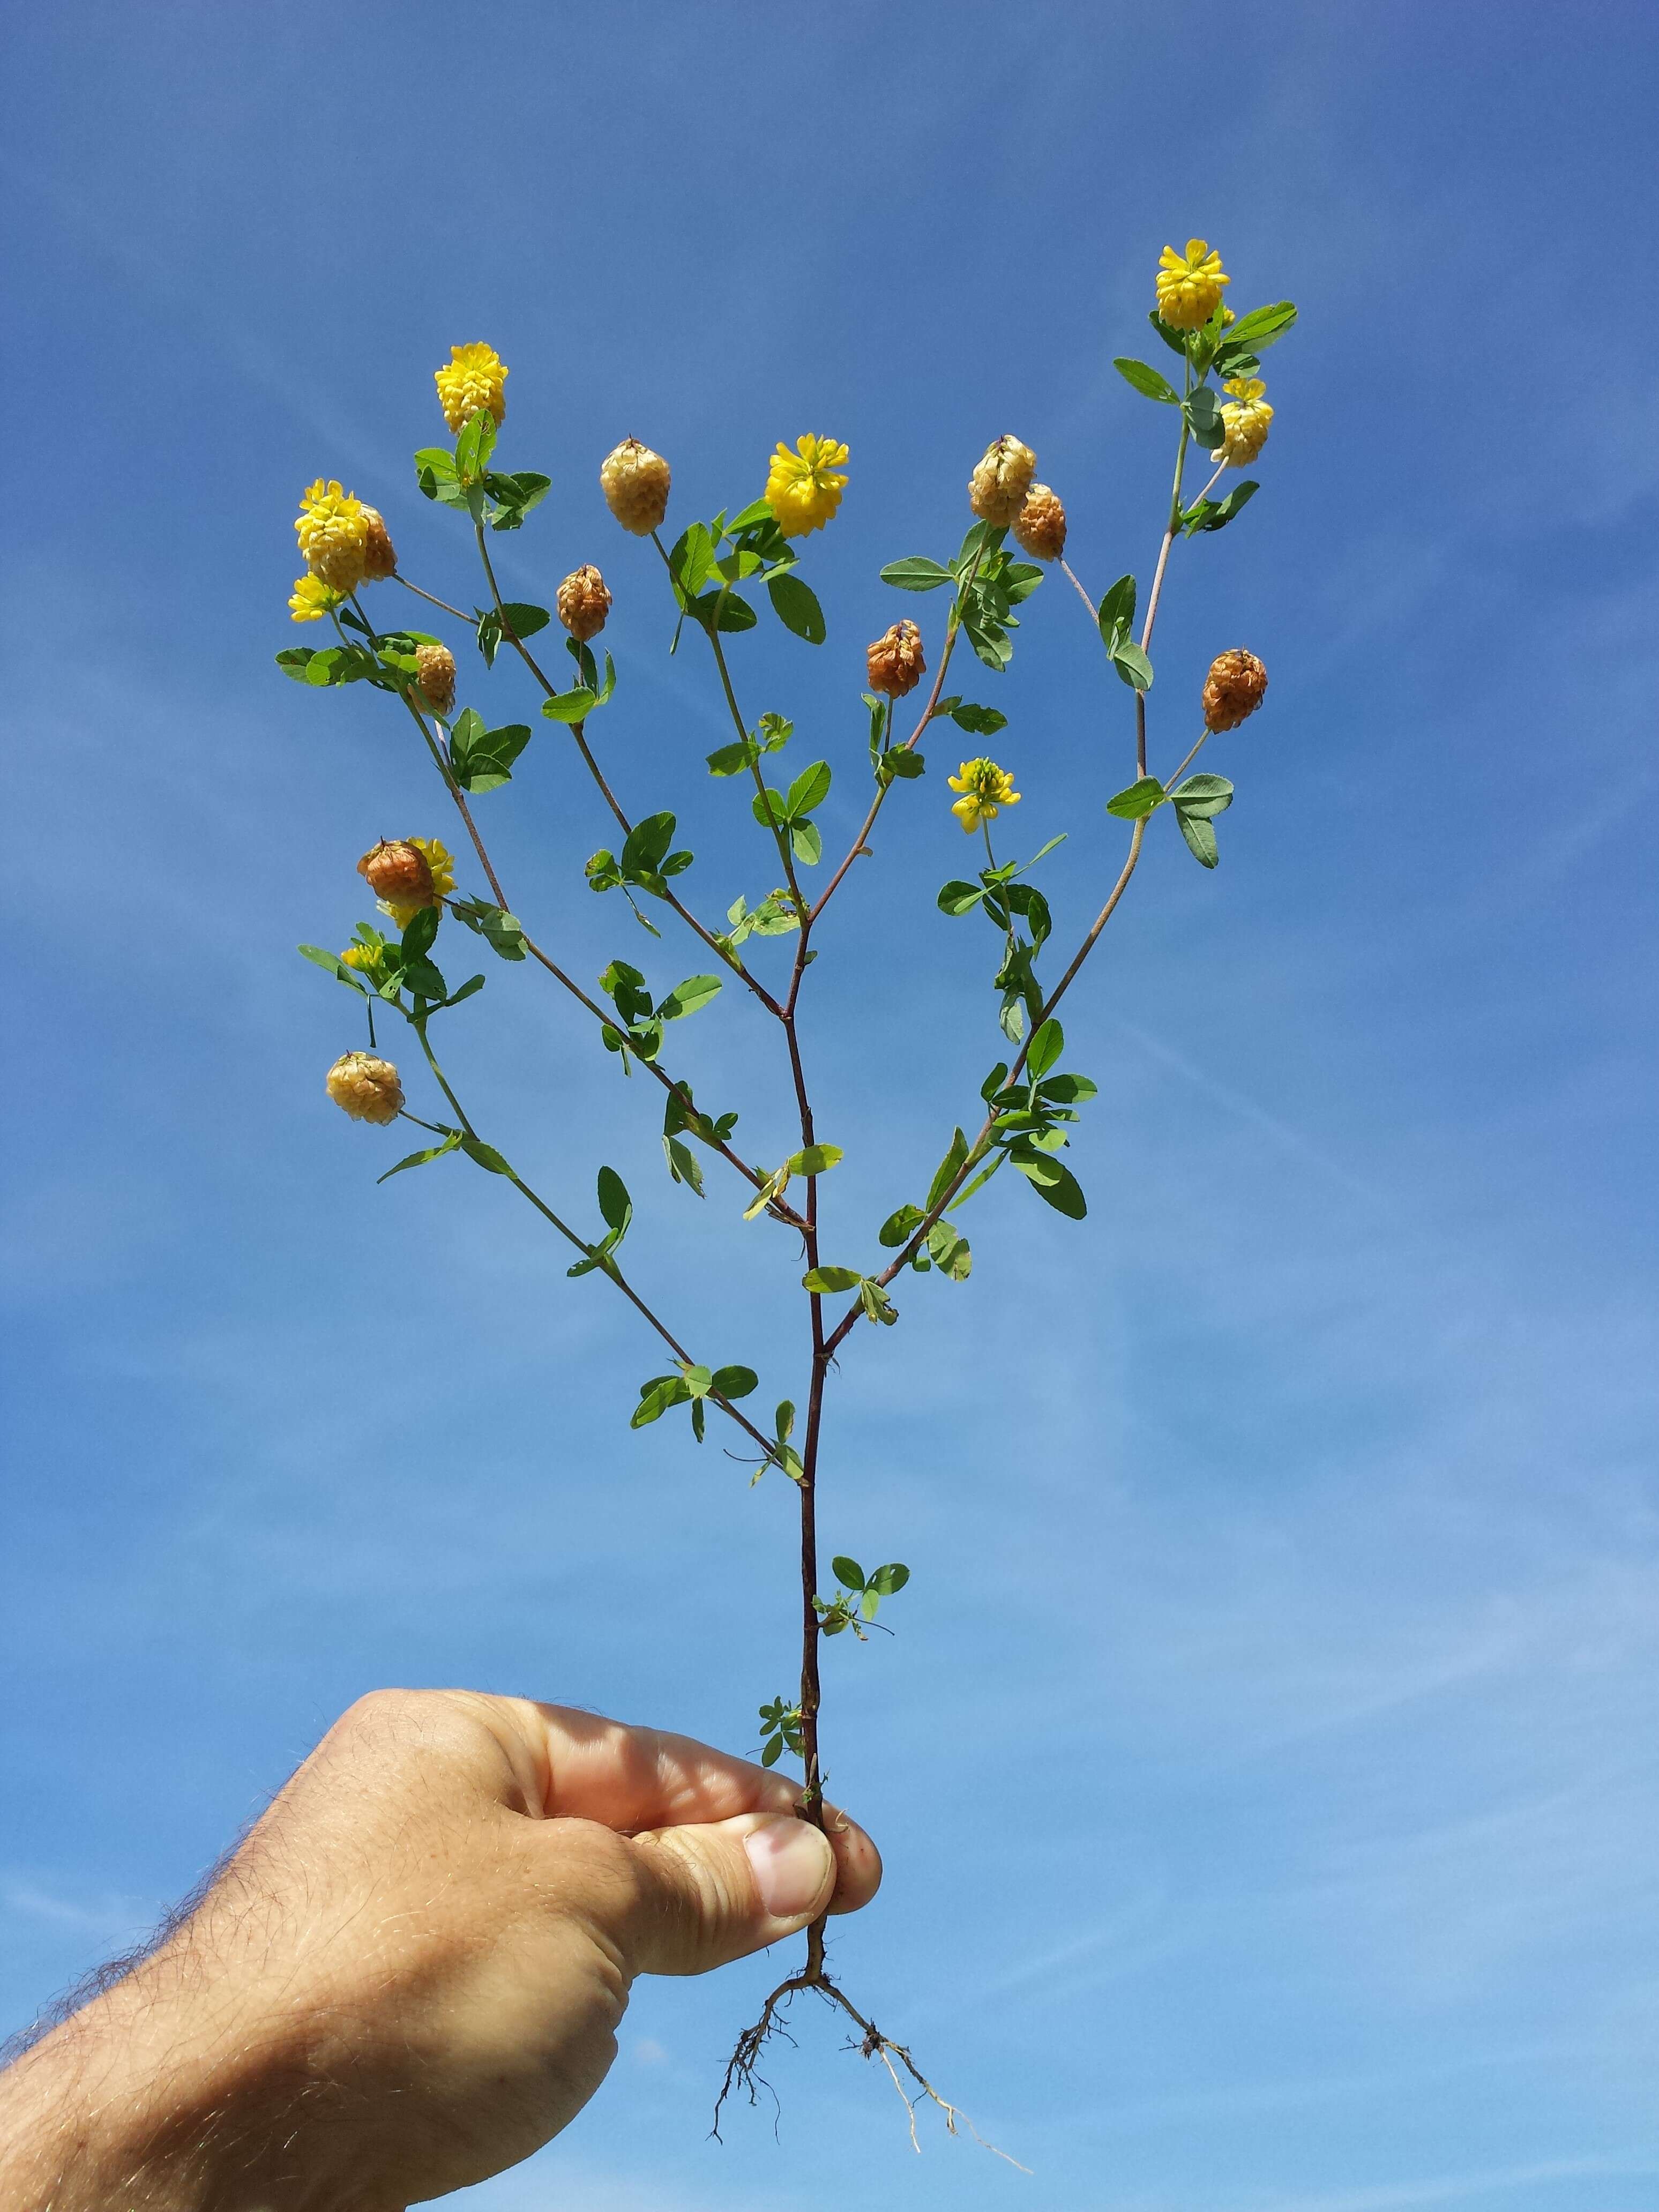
[1013,484,1066,562]
[1201,648,1269,733]
[600,438,671,536]
[968,436,1036,527]
[325,1051,404,1126]
[415,641,457,718]
[866,619,926,698]
[358,506,398,581]
[357,839,435,910]
[557,564,612,642]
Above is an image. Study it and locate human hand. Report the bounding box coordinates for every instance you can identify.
[0,1690,881,2210]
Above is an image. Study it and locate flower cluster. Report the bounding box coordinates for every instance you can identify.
[765,435,849,537]
[325,1051,403,1125]
[947,758,1021,835]
[1202,648,1269,732]
[1215,376,1273,466]
[600,438,672,535]
[967,436,1036,527]
[1155,238,1229,329]
[435,342,509,435]
[295,479,370,594]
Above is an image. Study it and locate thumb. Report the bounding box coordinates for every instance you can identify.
[620,1811,837,1977]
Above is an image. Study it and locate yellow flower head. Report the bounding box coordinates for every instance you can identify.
[288,573,340,622]
[435,342,509,435]
[947,758,1020,835]
[379,835,457,929]
[340,939,391,984]
[295,479,370,594]
[764,434,849,538]
[1156,238,1230,331]
[1215,374,1273,466]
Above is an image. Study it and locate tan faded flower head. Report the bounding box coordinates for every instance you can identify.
[866,619,926,698]
[947,757,1021,835]
[557,564,612,642]
[415,641,457,718]
[600,438,672,535]
[371,834,455,929]
[1214,376,1273,466]
[289,574,339,622]
[357,838,435,913]
[358,506,398,581]
[765,435,849,538]
[435,342,508,435]
[1013,484,1066,561]
[1156,239,1230,331]
[295,479,370,594]
[968,437,1036,527]
[1202,648,1268,733]
[326,1051,404,1125]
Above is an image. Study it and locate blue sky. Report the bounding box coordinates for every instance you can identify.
[3,2,1658,2206]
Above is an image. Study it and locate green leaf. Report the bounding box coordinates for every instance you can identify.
[496,601,550,641]
[879,1202,925,1248]
[1039,1072,1098,1105]
[790,820,822,866]
[1027,1017,1064,1078]
[803,1265,862,1293]
[767,572,826,644]
[663,1133,705,1196]
[868,1563,910,1596]
[879,748,926,782]
[460,1137,513,1176]
[788,1142,843,1177]
[596,1166,632,1236]
[1013,1149,1087,1217]
[657,974,723,1021]
[948,702,1007,735]
[1107,775,1167,820]
[1219,300,1297,356]
[449,898,527,961]
[621,813,676,875]
[1111,640,1154,692]
[925,1220,972,1280]
[454,406,498,483]
[1113,357,1180,403]
[879,556,954,591]
[785,760,832,818]
[540,687,597,724]
[710,1365,758,1400]
[631,1374,692,1428]
[832,1556,866,1591]
[377,1131,461,1182]
[706,738,757,777]
[937,880,985,917]
[926,1128,969,1211]
[1096,573,1137,648]
[1180,480,1259,536]
[1170,772,1234,819]
[750,786,787,832]
[450,714,531,793]
[276,647,317,682]
[1175,810,1220,867]
[298,943,366,992]
[1184,388,1224,446]
[760,1736,783,1766]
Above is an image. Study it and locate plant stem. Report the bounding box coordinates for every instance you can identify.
[407,1020,778,1459]
[470,522,782,1017]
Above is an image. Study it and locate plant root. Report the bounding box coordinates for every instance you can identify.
[712,1967,1027,2169]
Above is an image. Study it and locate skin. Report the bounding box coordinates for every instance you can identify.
[0,1691,881,2211]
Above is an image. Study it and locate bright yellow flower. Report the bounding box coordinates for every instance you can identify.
[764,434,849,538]
[379,835,456,929]
[288,573,339,622]
[296,479,370,593]
[1215,375,1273,465]
[1156,238,1230,331]
[435,342,508,435]
[340,940,390,983]
[947,758,1020,835]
